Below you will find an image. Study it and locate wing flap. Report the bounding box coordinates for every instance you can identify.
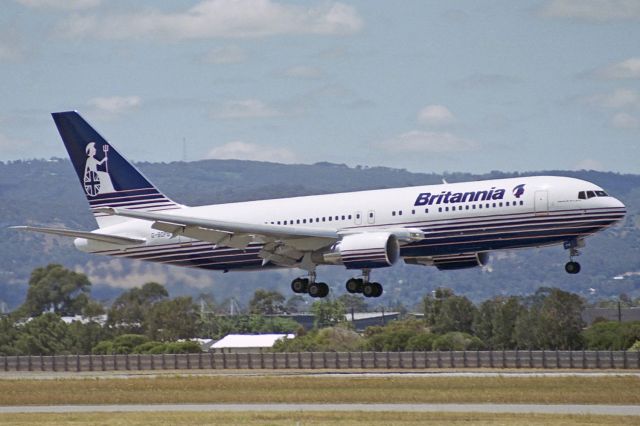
[11,226,145,246]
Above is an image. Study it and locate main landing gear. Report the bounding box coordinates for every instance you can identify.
[345,269,383,298]
[291,272,329,298]
[564,238,583,275]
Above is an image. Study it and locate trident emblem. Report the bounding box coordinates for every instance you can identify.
[103,145,109,173]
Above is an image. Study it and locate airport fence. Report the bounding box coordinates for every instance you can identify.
[1,350,640,372]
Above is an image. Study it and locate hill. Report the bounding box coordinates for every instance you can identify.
[1,159,639,310]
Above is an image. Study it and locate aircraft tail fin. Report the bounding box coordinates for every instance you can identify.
[51,111,182,228]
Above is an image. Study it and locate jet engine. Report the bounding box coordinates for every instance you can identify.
[432,252,490,270]
[316,232,400,269]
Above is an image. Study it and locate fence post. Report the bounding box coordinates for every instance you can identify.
[610,350,614,369]
[425,350,429,368]
[28,355,32,372]
[210,352,214,369]
[151,354,155,370]
[187,353,191,370]
[412,351,416,369]
[373,352,377,369]
[298,352,302,369]
[3,356,6,372]
[50,355,54,372]
[542,350,546,369]
[502,350,506,368]
[463,351,467,368]
[198,352,203,369]
[596,351,601,369]
[125,353,130,371]
[515,349,519,369]
[162,353,166,370]
[137,354,141,371]
[76,354,80,372]
[387,351,391,369]
[89,355,93,372]
[360,351,364,369]
[285,352,289,369]
[235,352,240,369]
[335,352,339,369]
[582,350,586,369]
[450,350,454,368]
[348,352,352,369]
[174,353,178,370]
[624,351,628,369]
[222,352,227,369]
[323,352,328,369]
[555,350,559,369]
[64,355,69,372]
[569,350,573,369]
[437,350,442,368]
[476,350,480,368]
[489,350,493,368]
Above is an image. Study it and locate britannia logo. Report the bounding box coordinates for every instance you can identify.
[83,142,115,196]
[512,184,525,198]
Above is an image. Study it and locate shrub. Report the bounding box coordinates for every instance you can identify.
[432,332,485,351]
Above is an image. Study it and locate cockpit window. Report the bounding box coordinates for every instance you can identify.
[578,191,586,200]
[586,190,596,199]
[595,190,608,197]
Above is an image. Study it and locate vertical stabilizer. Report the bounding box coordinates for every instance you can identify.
[52,111,182,228]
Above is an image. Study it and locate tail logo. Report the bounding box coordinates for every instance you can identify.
[83,142,115,196]
[513,184,525,198]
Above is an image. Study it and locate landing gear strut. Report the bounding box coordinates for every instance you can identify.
[291,272,329,298]
[563,238,583,274]
[345,269,383,298]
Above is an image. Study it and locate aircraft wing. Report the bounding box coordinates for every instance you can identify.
[11,226,145,245]
[97,207,339,266]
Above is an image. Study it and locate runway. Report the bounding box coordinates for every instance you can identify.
[1,403,638,415]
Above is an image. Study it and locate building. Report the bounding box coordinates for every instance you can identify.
[209,333,294,353]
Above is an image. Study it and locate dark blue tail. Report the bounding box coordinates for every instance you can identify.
[52,111,181,227]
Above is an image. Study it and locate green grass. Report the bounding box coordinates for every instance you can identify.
[0,375,639,405]
[0,412,638,426]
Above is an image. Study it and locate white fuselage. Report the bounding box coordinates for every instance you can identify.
[77,176,625,273]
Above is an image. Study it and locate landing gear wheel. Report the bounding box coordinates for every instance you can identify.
[291,278,309,293]
[308,282,329,298]
[363,282,383,298]
[346,278,363,294]
[565,261,581,274]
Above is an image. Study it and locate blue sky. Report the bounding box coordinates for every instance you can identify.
[1,0,640,174]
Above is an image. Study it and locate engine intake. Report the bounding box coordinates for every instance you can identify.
[319,232,400,269]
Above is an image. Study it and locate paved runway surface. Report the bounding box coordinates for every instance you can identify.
[1,403,638,415]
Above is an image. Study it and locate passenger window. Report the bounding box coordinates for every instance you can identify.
[499,202,503,207]
[392,211,396,216]
[303,219,306,224]
[322,217,326,222]
[348,215,352,220]
[412,209,415,214]
[587,191,596,199]
[465,205,469,210]
[438,207,442,212]
[506,202,510,206]
[445,207,449,212]
[328,217,332,221]
[284,221,287,225]
[399,210,403,216]
[356,214,360,219]
[472,205,476,209]
[296,220,300,224]
[479,204,482,209]
[342,215,345,220]
[369,212,374,218]
[519,201,524,205]
[425,208,429,213]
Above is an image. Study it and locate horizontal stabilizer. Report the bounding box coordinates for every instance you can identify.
[11,226,145,246]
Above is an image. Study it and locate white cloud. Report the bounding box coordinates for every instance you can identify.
[57,0,363,40]
[206,141,297,163]
[16,0,101,9]
[593,57,640,80]
[381,130,477,153]
[201,45,246,64]
[588,88,639,109]
[611,112,639,129]
[283,65,324,79]
[541,0,640,21]
[417,105,455,126]
[211,99,281,119]
[88,96,142,114]
[0,132,32,156]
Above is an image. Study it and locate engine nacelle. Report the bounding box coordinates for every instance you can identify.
[433,252,490,270]
[318,232,400,269]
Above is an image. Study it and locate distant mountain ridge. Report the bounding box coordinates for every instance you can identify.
[1,158,638,310]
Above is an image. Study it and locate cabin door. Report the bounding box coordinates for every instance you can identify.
[534,190,549,215]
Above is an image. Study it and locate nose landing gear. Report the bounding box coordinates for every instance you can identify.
[563,238,584,274]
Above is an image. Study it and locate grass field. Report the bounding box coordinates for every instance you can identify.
[1,412,639,426]
[0,375,638,406]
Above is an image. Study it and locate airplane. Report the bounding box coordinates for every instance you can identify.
[12,111,626,298]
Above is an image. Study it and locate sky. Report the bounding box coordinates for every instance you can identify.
[1,0,640,174]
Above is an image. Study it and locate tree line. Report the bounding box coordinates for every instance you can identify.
[1,264,640,356]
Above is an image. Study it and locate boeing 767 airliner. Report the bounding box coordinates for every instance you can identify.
[13,112,626,298]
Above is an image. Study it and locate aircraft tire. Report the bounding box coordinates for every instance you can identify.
[372,282,383,297]
[346,278,363,293]
[291,278,309,293]
[565,261,581,274]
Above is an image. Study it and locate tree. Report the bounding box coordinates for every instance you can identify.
[0,317,18,355]
[433,295,477,334]
[432,332,485,351]
[249,289,285,315]
[474,296,524,349]
[311,299,346,328]
[364,319,432,352]
[21,264,91,317]
[338,294,369,313]
[423,287,455,327]
[14,313,73,355]
[107,282,169,332]
[515,287,585,349]
[145,296,198,341]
